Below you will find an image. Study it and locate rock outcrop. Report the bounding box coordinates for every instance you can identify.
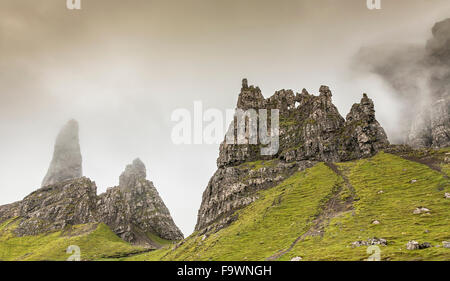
[0,121,183,247]
[196,80,389,232]
[42,120,82,187]
[97,159,184,245]
[217,82,388,168]
[14,177,98,236]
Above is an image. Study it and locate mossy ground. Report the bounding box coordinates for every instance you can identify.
[0,220,146,261]
[125,151,449,261]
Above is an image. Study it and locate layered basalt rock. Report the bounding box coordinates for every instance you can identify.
[196,80,389,232]
[0,121,183,246]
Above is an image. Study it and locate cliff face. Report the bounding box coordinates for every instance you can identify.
[407,18,450,148]
[217,83,388,168]
[0,121,183,246]
[196,81,389,232]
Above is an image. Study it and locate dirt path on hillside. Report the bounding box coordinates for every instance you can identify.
[266,163,355,261]
[100,248,154,259]
[393,154,449,179]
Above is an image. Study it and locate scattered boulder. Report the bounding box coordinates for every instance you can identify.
[444,193,450,199]
[372,220,380,225]
[413,207,431,214]
[406,241,420,250]
[444,156,450,164]
[290,256,302,261]
[406,240,432,250]
[351,237,387,248]
[443,241,450,248]
[410,179,417,184]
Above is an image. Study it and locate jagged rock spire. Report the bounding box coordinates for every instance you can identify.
[119,158,147,189]
[98,158,184,244]
[42,119,82,187]
[198,81,390,232]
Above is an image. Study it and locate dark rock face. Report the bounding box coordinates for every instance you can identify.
[408,98,450,148]
[97,159,184,244]
[407,19,450,148]
[195,160,315,233]
[217,81,388,168]
[342,93,389,158]
[0,122,183,246]
[42,120,82,187]
[196,80,389,232]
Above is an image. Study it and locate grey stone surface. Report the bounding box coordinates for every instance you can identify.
[97,158,184,244]
[351,238,387,248]
[42,120,82,187]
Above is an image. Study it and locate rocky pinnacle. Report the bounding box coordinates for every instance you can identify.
[119,158,147,189]
[196,80,389,232]
[41,120,82,187]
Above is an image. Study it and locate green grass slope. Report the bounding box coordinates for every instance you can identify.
[0,220,147,261]
[127,151,449,261]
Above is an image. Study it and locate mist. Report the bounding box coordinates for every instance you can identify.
[353,17,450,143]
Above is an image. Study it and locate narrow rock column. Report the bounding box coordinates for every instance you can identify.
[41,119,82,187]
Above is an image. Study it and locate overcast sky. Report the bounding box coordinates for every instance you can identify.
[1,0,449,235]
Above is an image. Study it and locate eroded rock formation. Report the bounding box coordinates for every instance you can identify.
[42,119,82,187]
[0,121,183,247]
[97,159,184,245]
[196,80,389,232]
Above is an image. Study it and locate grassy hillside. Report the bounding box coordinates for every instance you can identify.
[1,150,448,261]
[125,151,450,261]
[0,220,149,261]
